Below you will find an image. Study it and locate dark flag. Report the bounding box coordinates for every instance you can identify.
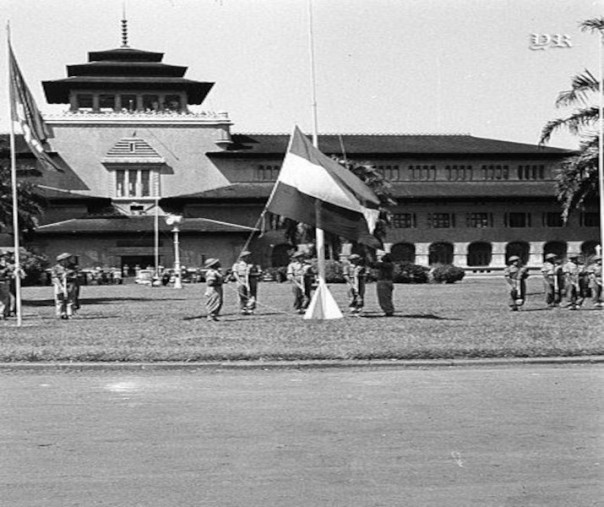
[9,43,61,171]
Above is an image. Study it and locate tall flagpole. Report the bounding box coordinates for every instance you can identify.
[598,30,604,258]
[7,24,23,326]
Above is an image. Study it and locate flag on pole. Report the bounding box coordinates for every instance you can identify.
[266,126,381,247]
[8,43,61,171]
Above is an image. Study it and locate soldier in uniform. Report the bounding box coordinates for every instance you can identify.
[541,253,562,307]
[287,252,313,314]
[503,256,529,311]
[0,251,14,320]
[587,254,603,308]
[204,258,224,321]
[562,253,585,310]
[343,254,367,316]
[231,250,261,315]
[51,252,80,319]
[370,252,395,317]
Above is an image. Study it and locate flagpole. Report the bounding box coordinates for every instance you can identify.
[598,30,604,258]
[7,26,23,326]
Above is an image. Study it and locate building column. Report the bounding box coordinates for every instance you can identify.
[454,242,469,267]
[529,242,544,267]
[491,242,507,268]
[382,242,393,253]
[69,93,78,112]
[416,242,430,266]
[567,241,582,257]
[92,94,100,113]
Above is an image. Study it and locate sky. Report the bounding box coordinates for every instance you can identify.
[1,0,602,149]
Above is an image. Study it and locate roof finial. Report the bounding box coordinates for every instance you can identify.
[121,1,129,48]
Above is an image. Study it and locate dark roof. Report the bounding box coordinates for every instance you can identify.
[88,48,164,62]
[164,183,275,202]
[67,62,187,78]
[35,216,257,234]
[33,187,109,202]
[209,133,572,157]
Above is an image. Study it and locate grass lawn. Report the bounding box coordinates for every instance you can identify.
[0,277,602,362]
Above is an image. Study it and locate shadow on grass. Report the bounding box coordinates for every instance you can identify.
[24,296,186,307]
[183,312,285,321]
[361,313,461,321]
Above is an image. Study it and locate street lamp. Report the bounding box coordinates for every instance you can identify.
[165,214,183,289]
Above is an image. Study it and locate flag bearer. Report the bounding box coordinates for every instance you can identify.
[231,250,261,315]
[51,252,79,319]
[541,253,562,307]
[287,252,313,314]
[503,256,529,311]
[204,258,224,321]
[0,251,14,320]
[343,254,367,316]
[562,253,585,310]
[587,254,602,308]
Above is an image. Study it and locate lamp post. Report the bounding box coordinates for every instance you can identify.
[166,214,183,289]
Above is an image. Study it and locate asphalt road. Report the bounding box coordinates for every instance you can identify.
[1,365,602,506]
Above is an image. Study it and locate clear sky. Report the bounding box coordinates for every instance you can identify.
[1,0,602,149]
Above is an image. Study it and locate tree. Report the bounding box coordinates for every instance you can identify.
[539,18,603,219]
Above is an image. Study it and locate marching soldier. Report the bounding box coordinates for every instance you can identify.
[51,252,80,319]
[204,258,224,321]
[287,252,314,314]
[343,254,366,316]
[541,253,563,308]
[587,254,603,308]
[503,256,529,311]
[0,251,14,320]
[562,253,585,310]
[231,250,261,315]
[370,252,395,317]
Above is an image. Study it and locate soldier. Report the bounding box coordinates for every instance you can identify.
[0,251,14,320]
[287,251,313,314]
[562,253,585,310]
[204,258,224,321]
[343,254,367,316]
[231,250,261,315]
[587,254,603,308]
[51,252,80,319]
[541,253,562,308]
[370,252,395,317]
[503,256,529,311]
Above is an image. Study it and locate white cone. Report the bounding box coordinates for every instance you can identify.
[303,282,343,320]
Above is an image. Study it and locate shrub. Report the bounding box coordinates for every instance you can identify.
[393,261,430,284]
[18,248,50,286]
[431,264,465,284]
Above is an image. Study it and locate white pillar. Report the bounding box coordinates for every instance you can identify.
[454,242,469,268]
[491,242,507,268]
[416,242,430,266]
[529,242,544,267]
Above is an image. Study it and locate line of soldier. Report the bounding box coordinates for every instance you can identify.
[0,250,24,320]
[504,252,603,311]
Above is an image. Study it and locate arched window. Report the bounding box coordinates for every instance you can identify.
[467,242,492,266]
[391,242,416,263]
[506,241,530,264]
[543,241,567,260]
[271,243,294,267]
[429,242,453,265]
[581,240,599,259]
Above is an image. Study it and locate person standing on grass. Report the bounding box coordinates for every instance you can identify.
[562,253,585,310]
[503,256,529,311]
[541,253,562,308]
[204,258,224,321]
[51,252,79,319]
[287,251,313,314]
[231,250,261,315]
[0,251,14,320]
[343,254,367,316]
[370,252,395,317]
[587,254,602,308]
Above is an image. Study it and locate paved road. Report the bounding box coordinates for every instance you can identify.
[1,365,602,506]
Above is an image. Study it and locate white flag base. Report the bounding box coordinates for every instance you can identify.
[303,282,343,320]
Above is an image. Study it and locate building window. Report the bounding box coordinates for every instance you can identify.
[429,242,454,264]
[121,94,137,112]
[115,169,153,198]
[517,165,545,180]
[409,165,436,181]
[445,165,473,181]
[542,212,564,227]
[505,212,531,228]
[391,242,416,263]
[376,165,400,181]
[467,242,492,266]
[99,94,116,112]
[481,165,509,180]
[391,213,416,228]
[164,95,182,112]
[256,165,280,181]
[142,94,160,112]
[506,241,530,264]
[580,212,600,227]
[76,94,93,110]
[466,212,493,228]
[428,213,455,228]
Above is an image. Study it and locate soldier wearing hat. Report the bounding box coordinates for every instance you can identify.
[562,253,585,310]
[231,250,261,315]
[0,250,14,320]
[204,258,224,321]
[541,253,563,307]
[369,251,395,317]
[51,252,80,319]
[587,254,603,308]
[286,251,314,314]
[503,255,529,311]
[343,254,367,316]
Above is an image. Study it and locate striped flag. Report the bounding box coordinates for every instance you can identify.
[9,43,61,171]
[266,126,381,247]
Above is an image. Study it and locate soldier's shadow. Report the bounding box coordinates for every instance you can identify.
[361,313,461,321]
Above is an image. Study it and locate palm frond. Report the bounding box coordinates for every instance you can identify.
[539,106,599,144]
[555,70,599,107]
[580,18,604,33]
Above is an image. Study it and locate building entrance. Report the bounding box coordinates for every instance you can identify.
[121,256,157,276]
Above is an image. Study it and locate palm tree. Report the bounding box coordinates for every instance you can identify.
[539,18,603,219]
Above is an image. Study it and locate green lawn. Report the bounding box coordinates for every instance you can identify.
[0,277,602,362]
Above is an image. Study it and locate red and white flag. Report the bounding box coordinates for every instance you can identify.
[266,126,381,247]
[9,43,61,171]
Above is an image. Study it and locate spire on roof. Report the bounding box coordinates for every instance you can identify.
[121,2,129,48]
